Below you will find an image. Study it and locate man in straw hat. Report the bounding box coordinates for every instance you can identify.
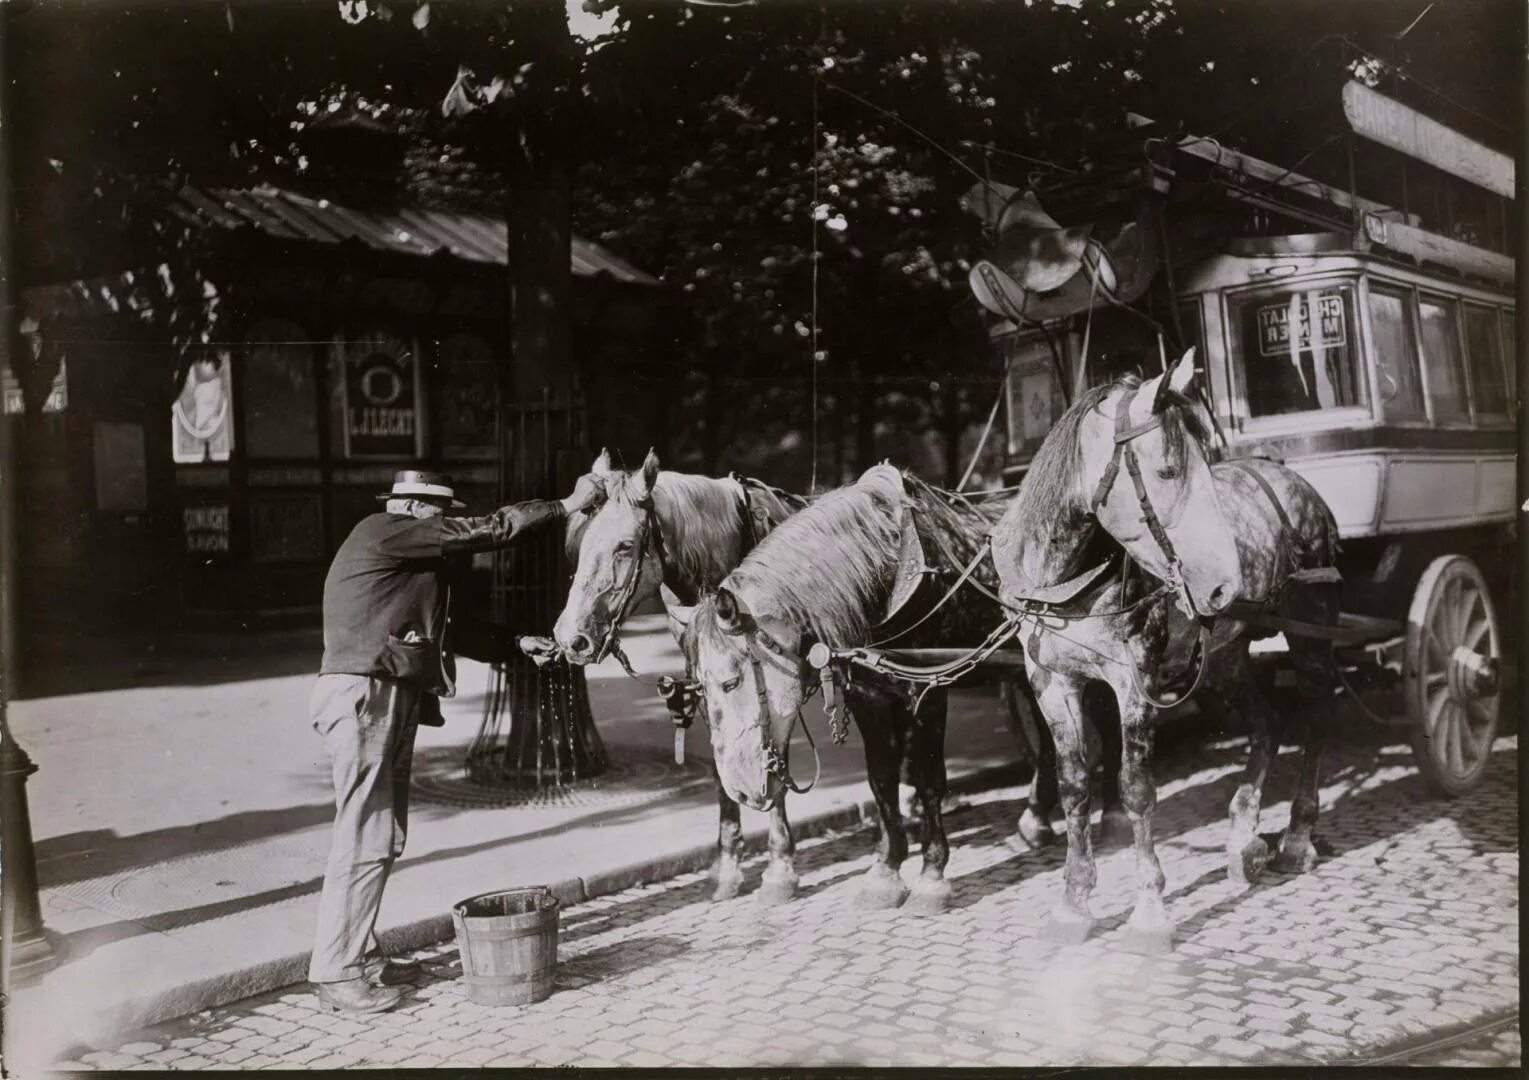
[308,468,603,1013]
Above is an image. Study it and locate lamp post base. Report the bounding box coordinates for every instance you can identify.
[1,728,57,988]
[4,927,57,984]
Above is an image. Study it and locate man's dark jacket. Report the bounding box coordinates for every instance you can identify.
[319,500,566,701]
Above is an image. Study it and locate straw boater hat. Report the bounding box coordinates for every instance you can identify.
[378,469,466,509]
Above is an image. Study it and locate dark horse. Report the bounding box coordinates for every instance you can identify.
[990,351,1341,951]
[680,464,1043,915]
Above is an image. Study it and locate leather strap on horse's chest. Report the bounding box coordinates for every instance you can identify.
[1224,458,1309,597]
[1226,459,1293,537]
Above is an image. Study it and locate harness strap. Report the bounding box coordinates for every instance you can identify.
[729,473,762,556]
[1090,395,1163,512]
[866,532,994,649]
[1123,445,1179,570]
[1225,458,1310,604]
[1227,459,1293,536]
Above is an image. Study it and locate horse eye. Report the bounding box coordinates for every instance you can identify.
[614,540,634,556]
[1156,466,1181,481]
[721,675,742,693]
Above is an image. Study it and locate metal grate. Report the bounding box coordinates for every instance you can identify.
[467,387,607,787]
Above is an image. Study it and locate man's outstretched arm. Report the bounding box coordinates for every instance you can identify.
[438,473,604,556]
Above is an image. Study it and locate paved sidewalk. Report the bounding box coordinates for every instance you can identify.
[4,615,1024,1071]
[45,730,1519,1069]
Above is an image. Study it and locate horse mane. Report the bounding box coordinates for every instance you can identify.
[622,470,756,593]
[700,464,907,651]
[1001,374,1213,588]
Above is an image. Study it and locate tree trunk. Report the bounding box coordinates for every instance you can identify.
[470,40,604,786]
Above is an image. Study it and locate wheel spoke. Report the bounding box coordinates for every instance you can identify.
[1445,704,1466,773]
[1465,615,1493,653]
[1444,577,1465,644]
[1458,716,1484,765]
[1460,588,1483,644]
[1424,671,1448,691]
[1455,581,1480,639]
[1467,697,1497,741]
[1426,685,1449,736]
[1424,626,1449,668]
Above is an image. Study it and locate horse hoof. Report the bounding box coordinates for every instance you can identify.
[711,873,745,902]
[1016,810,1056,850]
[1098,810,1133,847]
[854,870,910,910]
[1042,911,1095,945]
[1122,924,1175,955]
[1272,839,1320,875]
[755,871,799,906]
[903,878,952,917]
[1228,837,1271,885]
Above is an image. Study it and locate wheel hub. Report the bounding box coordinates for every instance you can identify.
[1449,645,1499,701]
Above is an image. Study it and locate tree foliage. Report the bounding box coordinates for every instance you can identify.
[4,0,1517,483]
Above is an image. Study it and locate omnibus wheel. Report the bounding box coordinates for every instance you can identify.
[1405,555,1502,797]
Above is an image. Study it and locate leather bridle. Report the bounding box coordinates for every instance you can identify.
[589,491,669,666]
[1088,385,1206,620]
[716,612,824,807]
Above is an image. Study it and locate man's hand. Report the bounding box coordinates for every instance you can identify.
[560,472,606,516]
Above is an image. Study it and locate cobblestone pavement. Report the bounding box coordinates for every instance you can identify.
[54,730,1518,1070]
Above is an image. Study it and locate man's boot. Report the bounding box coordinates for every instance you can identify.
[364,954,423,986]
[314,978,404,1014]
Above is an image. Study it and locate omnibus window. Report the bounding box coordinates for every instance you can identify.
[1463,304,1507,416]
[1368,288,1425,421]
[1418,297,1470,420]
[1236,286,1364,418]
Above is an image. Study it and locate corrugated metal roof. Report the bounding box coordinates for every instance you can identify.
[171,184,659,287]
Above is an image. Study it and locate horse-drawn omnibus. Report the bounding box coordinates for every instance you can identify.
[974,83,1515,797]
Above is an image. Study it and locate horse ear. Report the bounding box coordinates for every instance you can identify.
[637,447,661,498]
[714,586,742,632]
[1150,347,1197,413]
[659,584,695,627]
[591,448,614,476]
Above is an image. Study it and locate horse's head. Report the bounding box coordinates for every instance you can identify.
[1083,349,1241,617]
[688,584,809,811]
[555,447,664,663]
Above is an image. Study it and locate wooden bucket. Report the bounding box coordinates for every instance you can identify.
[451,886,561,1006]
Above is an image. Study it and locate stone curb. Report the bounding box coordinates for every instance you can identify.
[84,760,1026,1039]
